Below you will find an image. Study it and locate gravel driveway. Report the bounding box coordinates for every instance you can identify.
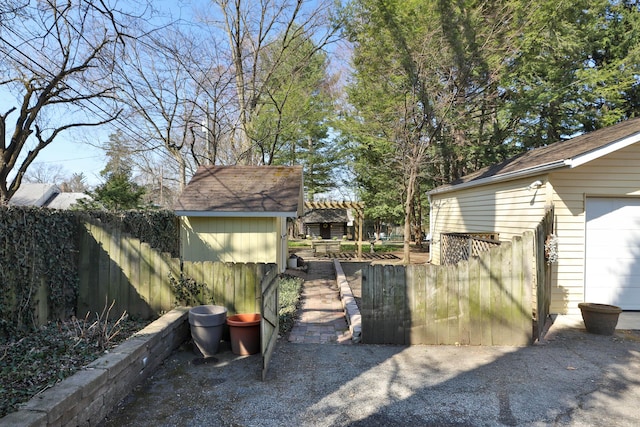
[100,317,640,427]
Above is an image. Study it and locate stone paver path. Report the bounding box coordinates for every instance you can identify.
[288,260,352,344]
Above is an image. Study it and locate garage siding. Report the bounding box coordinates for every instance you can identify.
[430,176,548,265]
[550,143,640,312]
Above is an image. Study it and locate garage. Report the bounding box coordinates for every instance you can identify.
[585,197,640,309]
[428,117,640,314]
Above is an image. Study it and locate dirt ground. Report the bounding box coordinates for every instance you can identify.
[375,247,430,264]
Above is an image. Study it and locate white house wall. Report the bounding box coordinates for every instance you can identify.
[549,142,640,313]
[430,142,640,315]
[430,176,549,265]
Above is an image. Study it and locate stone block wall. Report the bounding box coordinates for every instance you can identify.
[0,308,190,427]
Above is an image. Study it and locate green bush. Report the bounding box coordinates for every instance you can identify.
[278,274,303,334]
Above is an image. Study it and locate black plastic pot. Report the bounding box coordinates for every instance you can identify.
[189,305,227,357]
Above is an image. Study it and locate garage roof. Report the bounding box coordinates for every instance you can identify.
[174,165,304,217]
[429,117,640,195]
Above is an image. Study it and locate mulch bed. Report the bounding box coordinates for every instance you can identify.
[319,252,400,260]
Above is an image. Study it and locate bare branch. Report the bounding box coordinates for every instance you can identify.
[0,0,145,203]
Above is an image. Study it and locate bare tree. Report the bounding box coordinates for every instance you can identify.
[0,0,27,19]
[103,0,339,206]
[210,0,339,165]
[112,25,238,193]
[23,163,67,185]
[60,172,89,192]
[0,0,136,203]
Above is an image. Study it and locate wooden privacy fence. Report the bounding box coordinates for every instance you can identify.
[78,221,277,319]
[362,231,535,346]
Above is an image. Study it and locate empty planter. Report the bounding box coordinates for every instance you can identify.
[578,302,622,336]
[227,313,261,355]
[189,305,228,357]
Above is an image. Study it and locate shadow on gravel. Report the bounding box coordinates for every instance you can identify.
[99,257,640,426]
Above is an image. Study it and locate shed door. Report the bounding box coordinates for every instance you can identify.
[320,223,331,239]
[585,197,640,309]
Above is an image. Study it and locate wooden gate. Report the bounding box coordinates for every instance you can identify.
[261,268,279,381]
[362,232,535,346]
[534,206,554,340]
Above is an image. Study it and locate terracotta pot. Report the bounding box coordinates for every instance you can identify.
[189,305,227,357]
[578,302,622,336]
[227,313,261,355]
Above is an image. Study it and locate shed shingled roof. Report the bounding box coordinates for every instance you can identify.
[174,165,303,215]
[303,209,348,223]
[430,117,640,194]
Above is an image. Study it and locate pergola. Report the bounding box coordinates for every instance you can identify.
[304,201,365,258]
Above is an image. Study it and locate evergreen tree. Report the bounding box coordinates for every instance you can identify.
[252,29,339,198]
[79,133,147,211]
[89,170,147,211]
[503,0,640,146]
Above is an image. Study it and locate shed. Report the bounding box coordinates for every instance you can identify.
[302,208,352,239]
[428,117,640,314]
[174,165,304,272]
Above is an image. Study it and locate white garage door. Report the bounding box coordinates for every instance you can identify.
[585,197,640,309]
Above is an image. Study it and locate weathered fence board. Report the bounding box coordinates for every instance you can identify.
[261,267,279,381]
[362,232,537,346]
[78,221,276,319]
[535,207,554,339]
[467,256,481,345]
[405,265,425,344]
[457,259,470,345]
[97,225,111,313]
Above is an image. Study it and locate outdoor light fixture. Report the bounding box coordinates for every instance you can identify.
[527,180,543,190]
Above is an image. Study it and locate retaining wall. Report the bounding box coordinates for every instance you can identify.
[0,308,190,427]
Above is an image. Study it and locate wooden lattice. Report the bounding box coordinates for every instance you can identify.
[304,200,364,214]
[441,232,501,265]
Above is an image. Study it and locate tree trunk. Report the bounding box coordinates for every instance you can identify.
[403,164,418,264]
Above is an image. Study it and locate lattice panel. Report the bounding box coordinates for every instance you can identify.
[441,232,501,265]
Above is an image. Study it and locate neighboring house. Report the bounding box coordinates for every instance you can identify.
[428,117,640,314]
[174,165,304,272]
[9,183,89,209]
[302,207,352,239]
[46,192,91,209]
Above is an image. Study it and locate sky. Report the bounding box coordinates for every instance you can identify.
[30,130,108,187]
[1,0,198,189]
[2,0,347,192]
